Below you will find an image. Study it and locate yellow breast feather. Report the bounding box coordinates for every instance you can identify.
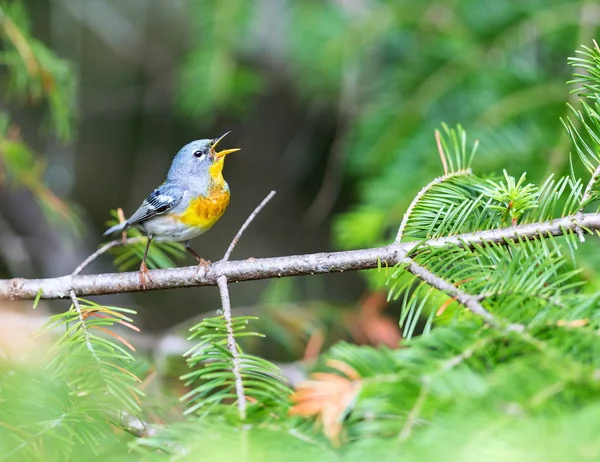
[177,188,230,230]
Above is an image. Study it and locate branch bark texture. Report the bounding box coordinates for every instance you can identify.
[2,213,597,300]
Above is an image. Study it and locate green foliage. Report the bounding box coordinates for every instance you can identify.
[436,123,479,174]
[302,319,600,449]
[0,300,141,460]
[385,123,588,336]
[180,315,290,415]
[0,2,75,139]
[39,299,144,413]
[389,238,588,337]
[0,112,82,232]
[481,170,539,225]
[0,1,79,238]
[7,2,600,460]
[132,418,333,461]
[177,0,590,254]
[568,41,600,99]
[176,0,260,120]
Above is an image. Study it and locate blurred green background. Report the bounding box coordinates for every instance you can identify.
[2,0,598,353]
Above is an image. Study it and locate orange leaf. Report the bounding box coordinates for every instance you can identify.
[454,277,474,287]
[326,359,360,380]
[92,312,140,332]
[436,296,457,316]
[289,362,362,445]
[353,291,401,347]
[90,326,136,351]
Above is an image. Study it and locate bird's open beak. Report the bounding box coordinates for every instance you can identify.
[211,130,241,159]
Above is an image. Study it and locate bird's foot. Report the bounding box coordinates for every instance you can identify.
[139,261,152,290]
[195,257,211,274]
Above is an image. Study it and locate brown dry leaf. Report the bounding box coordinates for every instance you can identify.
[351,291,401,348]
[289,359,362,445]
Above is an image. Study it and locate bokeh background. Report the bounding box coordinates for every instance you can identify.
[3,0,599,359]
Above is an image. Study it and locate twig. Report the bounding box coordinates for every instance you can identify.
[398,386,429,441]
[223,191,276,261]
[404,259,518,329]
[217,275,247,419]
[395,169,471,243]
[68,288,99,359]
[576,163,600,242]
[3,212,600,300]
[72,237,145,276]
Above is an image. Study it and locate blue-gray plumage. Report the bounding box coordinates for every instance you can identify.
[103,183,185,238]
[103,132,240,287]
[104,136,237,241]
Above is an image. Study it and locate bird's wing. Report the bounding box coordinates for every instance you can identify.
[126,184,184,227]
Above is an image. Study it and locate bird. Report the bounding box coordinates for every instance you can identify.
[103,131,240,288]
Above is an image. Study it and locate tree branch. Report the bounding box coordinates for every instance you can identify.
[404,259,497,326]
[2,212,598,300]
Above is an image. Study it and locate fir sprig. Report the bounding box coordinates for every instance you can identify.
[180,315,291,416]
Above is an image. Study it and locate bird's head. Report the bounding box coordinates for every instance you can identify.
[167,131,240,185]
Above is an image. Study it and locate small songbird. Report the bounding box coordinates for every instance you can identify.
[103,131,240,287]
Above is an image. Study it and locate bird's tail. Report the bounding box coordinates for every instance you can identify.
[103,221,128,237]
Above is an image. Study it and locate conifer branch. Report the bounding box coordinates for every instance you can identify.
[404,259,501,327]
[2,212,599,300]
[68,289,99,360]
[217,275,247,419]
[67,237,146,360]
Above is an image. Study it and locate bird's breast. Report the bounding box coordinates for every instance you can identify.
[176,187,230,230]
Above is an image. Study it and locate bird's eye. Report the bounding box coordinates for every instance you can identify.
[193,150,204,158]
